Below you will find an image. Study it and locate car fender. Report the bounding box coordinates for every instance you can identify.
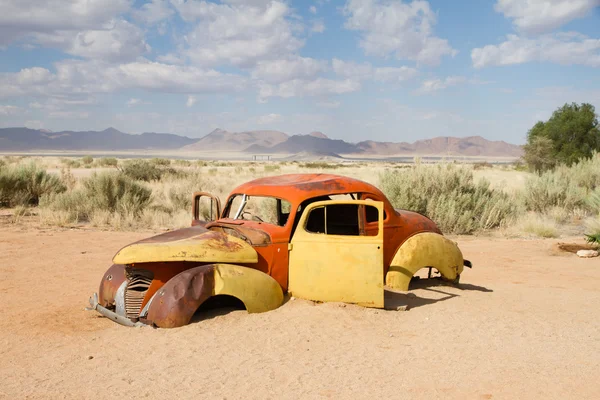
[386,232,464,291]
[98,264,126,308]
[145,264,283,328]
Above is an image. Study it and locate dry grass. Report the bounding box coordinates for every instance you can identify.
[0,155,594,237]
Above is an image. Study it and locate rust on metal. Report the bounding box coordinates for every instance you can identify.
[98,264,126,308]
[145,265,216,328]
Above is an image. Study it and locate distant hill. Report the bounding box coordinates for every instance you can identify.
[181,129,288,152]
[356,136,522,157]
[0,126,523,157]
[0,127,196,151]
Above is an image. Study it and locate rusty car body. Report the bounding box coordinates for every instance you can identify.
[87,173,471,328]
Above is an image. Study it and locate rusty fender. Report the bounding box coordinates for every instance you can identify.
[98,264,126,308]
[386,232,466,291]
[144,264,284,328]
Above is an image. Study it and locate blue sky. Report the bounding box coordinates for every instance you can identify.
[0,0,599,144]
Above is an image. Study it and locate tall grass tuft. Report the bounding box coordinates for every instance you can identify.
[0,162,65,207]
[40,172,152,224]
[523,153,600,213]
[379,163,519,234]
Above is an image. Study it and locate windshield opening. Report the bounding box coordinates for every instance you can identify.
[225,195,291,227]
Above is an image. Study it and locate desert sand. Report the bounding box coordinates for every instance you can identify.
[1,226,599,399]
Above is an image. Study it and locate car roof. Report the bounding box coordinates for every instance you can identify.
[229,173,389,205]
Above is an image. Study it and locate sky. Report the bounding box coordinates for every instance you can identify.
[0,0,599,144]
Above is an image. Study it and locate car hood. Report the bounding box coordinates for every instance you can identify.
[112,225,258,265]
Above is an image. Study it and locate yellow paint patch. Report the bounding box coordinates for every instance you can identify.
[112,232,258,265]
[288,200,385,308]
[212,264,283,313]
[386,232,464,291]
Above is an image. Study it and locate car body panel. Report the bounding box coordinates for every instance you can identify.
[288,200,385,308]
[386,232,465,291]
[112,228,258,265]
[144,263,283,328]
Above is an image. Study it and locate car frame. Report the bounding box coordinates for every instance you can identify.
[87,173,471,328]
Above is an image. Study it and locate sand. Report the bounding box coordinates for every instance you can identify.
[1,227,599,399]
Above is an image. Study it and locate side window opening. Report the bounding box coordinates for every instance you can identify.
[305,204,379,236]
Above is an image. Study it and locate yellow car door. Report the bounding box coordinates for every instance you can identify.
[288,200,384,308]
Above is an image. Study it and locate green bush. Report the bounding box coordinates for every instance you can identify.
[150,158,171,167]
[300,162,339,169]
[586,190,600,245]
[0,163,65,207]
[264,164,280,172]
[82,155,94,165]
[120,159,174,181]
[98,157,118,167]
[379,163,519,234]
[41,172,152,221]
[523,153,600,212]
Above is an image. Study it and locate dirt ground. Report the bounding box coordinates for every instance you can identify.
[1,226,599,400]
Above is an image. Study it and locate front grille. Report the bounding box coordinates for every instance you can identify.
[124,268,154,320]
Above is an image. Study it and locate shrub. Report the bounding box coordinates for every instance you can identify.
[585,190,600,245]
[120,159,173,181]
[40,172,152,222]
[82,155,94,165]
[173,159,191,167]
[379,163,519,234]
[301,162,338,169]
[264,164,280,172]
[150,158,171,167]
[98,157,118,167]
[523,153,600,213]
[0,163,65,207]
[83,172,152,216]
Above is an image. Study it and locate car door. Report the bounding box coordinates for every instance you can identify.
[288,199,384,308]
[192,191,222,225]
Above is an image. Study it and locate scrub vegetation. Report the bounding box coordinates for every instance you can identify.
[0,152,598,238]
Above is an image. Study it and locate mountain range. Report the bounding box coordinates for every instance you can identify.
[0,127,523,157]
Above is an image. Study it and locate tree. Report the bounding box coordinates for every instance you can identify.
[524,102,600,170]
[522,135,556,173]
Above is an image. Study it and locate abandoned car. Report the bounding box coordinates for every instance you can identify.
[87,173,471,328]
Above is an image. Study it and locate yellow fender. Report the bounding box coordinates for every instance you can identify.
[386,232,464,291]
[213,264,284,313]
[146,263,284,328]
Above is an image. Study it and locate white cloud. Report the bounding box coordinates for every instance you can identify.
[48,111,90,119]
[258,78,360,101]
[32,19,150,62]
[311,20,325,33]
[170,0,303,67]
[0,105,22,115]
[0,0,131,46]
[373,66,419,83]
[186,95,197,107]
[343,0,457,65]
[24,120,44,130]
[316,101,341,109]
[471,33,600,68]
[416,76,467,93]
[257,113,282,125]
[0,60,247,100]
[133,0,174,25]
[127,98,141,107]
[309,5,317,14]
[332,59,418,82]
[495,0,600,34]
[252,56,328,84]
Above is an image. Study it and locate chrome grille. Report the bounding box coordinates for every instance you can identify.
[124,268,154,320]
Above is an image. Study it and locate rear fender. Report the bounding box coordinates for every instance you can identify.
[145,264,283,328]
[386,232,464,291]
